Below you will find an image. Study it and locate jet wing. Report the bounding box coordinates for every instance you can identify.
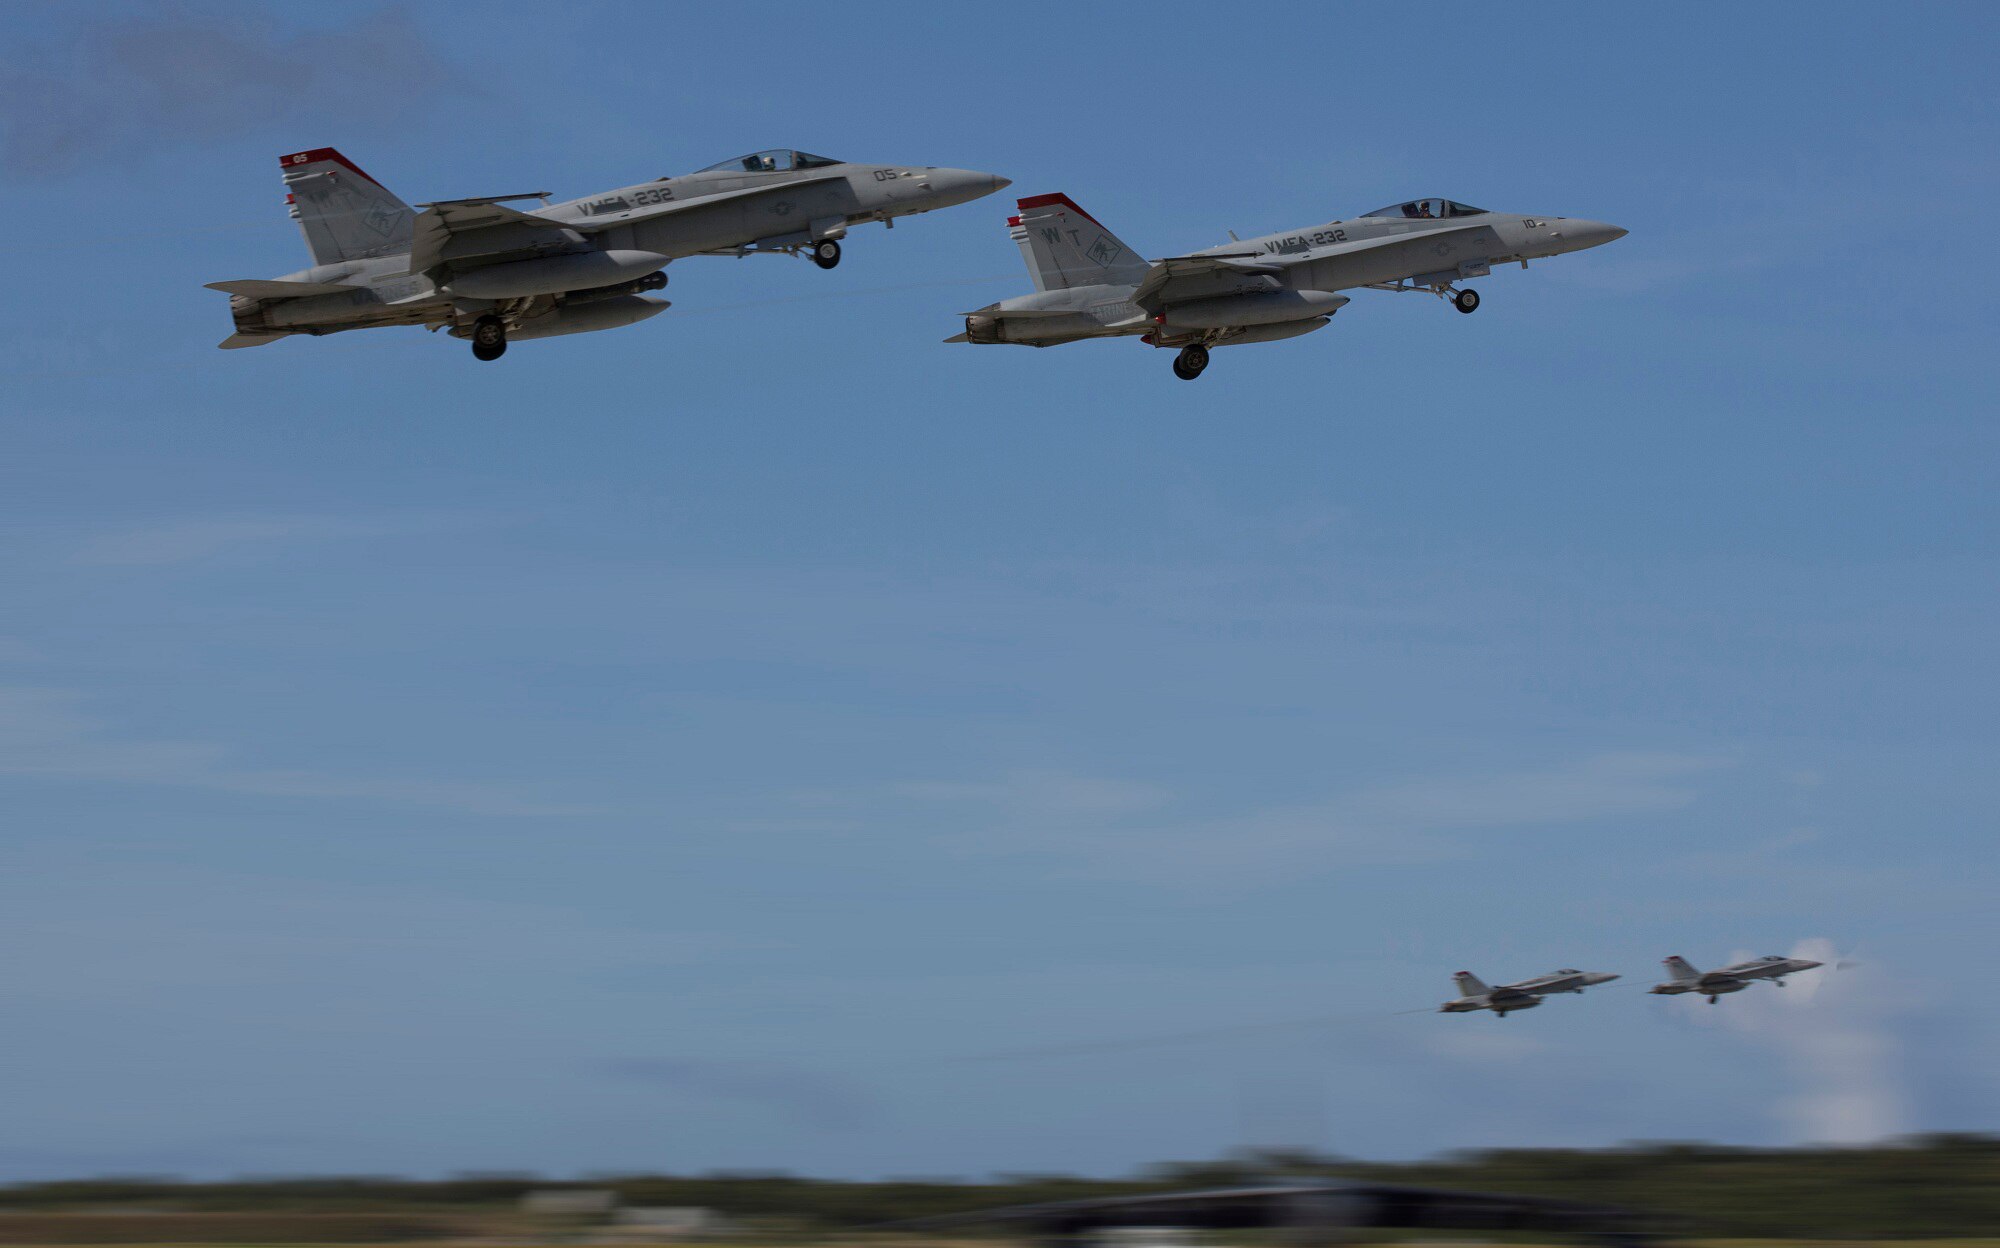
[1287,223,1493,267]
[1131,252,1285,312]
[1136,224,1498,312]
[1506,974,1570,994]
[565,172,849,232]
[415,194,559,228]
[958,305,1089,319]
[408,196,578,276]
[204,279,362,298]
[409,176,851,275]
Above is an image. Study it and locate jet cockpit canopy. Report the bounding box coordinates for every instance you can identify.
[1359,198,1488,220]
[697,149,843,174]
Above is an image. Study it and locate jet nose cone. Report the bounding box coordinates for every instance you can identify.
[1570,219,1628,249]
[926,168,1011,208]
[1796,959,1824,970]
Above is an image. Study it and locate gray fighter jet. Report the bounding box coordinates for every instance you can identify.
[1649,954,1824,1004]
[1439,968,1621,1018]
[950,193,1625,378]
[209,147,1008,360]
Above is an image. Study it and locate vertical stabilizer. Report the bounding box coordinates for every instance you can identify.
[1009,193,1150,291]
[280,147,414,265]
[1452,971,1492,998]
[1662,956,1702,983]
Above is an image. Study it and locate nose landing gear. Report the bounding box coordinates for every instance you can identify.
[1171,342,1209,380]
[470,315,507,361]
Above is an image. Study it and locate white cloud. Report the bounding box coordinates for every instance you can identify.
[1672,938,1909,1144]
[0,687,599,816]
[1,858,734,1023]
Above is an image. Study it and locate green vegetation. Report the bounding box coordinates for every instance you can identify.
[2,1135,1998,1240]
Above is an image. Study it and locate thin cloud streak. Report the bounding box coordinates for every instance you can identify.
[72,515,416,566]
[0,688,601,816]
[601,1058,879,1131]
[901,752,1728,886]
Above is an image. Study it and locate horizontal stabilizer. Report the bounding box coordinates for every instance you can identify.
[218,331,291,349]
[943,332,970,343]
[205,279,360,298]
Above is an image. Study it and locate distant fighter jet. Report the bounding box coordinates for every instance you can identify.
[1440,968,1621,1018]
[1649,954,1824,1003]
[950,193,1625,378]
[209,147,1008,360]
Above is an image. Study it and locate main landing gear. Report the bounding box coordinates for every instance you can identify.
[811,239,842,270]
[1453,287,1481,314]
[470,315,507,361]
[1172,342,1209,381]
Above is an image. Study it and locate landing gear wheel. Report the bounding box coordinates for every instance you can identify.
[811,239,842,270]
[470,316,507,361]
[1171,343,1209,381]
[1453,287,1481,314]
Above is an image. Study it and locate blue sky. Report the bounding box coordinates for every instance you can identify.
[2,1,1997,1182]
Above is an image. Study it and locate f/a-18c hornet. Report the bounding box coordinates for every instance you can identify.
[1649,954,1824,1004]
[209,147,1009,360]
[1440,968,1621,1018]
[950,193,1625,378]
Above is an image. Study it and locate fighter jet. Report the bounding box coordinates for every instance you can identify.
[1439,968,1621,1018]
[209,147,1008,360]
[1649,954,1824,1004]
[950,193,1625,378]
